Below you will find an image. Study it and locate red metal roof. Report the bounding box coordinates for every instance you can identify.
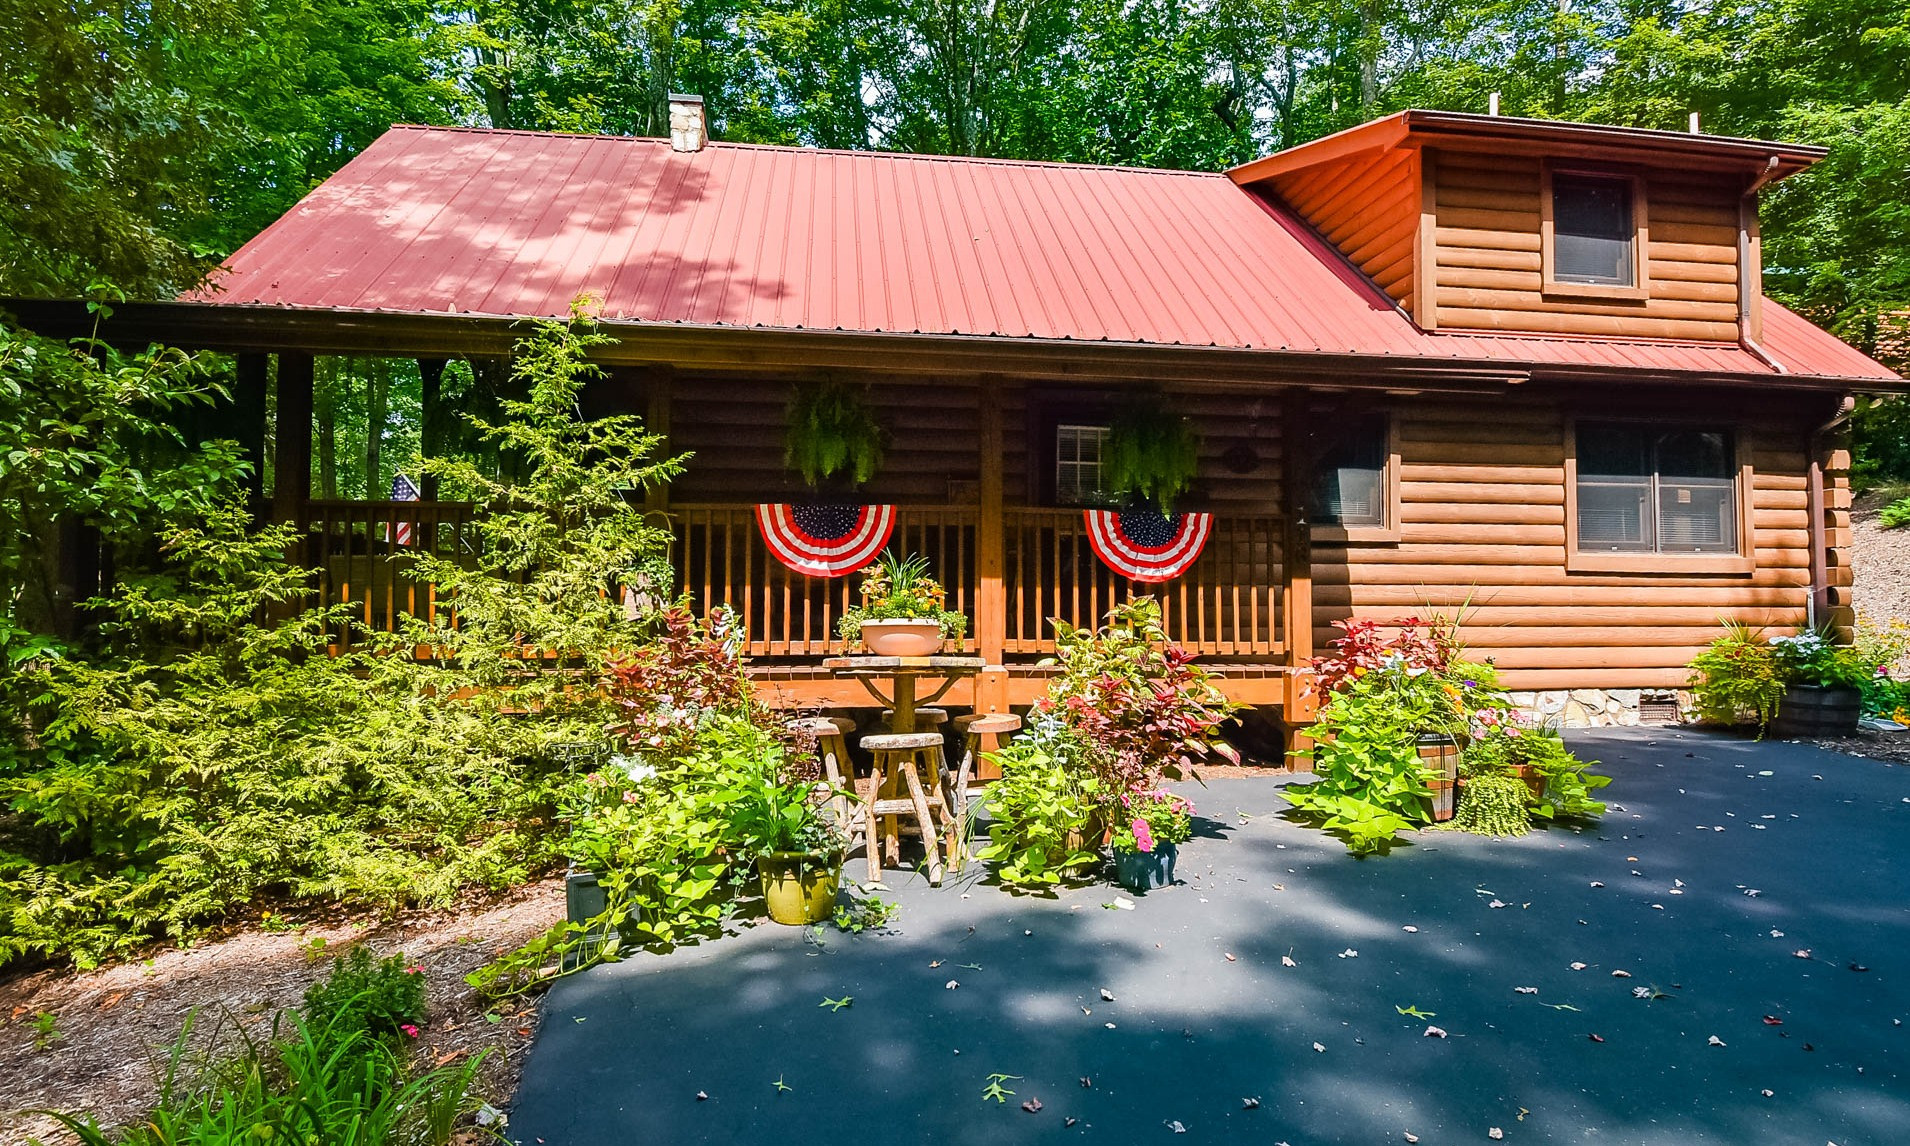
[192,125,1897,383]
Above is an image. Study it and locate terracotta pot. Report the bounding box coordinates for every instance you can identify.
[758,852,840,925]
[859,618,944,656]
[1508,764,1547,804]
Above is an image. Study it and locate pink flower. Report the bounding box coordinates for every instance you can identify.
[404,964,423,975]
[401,1024,420,1038]
[1132,818,1155,853]
[1505,727,1521,738]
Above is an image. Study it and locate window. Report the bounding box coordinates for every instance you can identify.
[1309,413,1390,528]
[1551,174,1637,286]
[1055,424,1112,506]
[1575,424,1738,555]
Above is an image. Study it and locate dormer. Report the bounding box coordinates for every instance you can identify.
[1228,111,1826,344]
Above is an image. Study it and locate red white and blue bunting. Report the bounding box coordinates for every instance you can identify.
[756,503,896,578]
[1083,508,1213,583]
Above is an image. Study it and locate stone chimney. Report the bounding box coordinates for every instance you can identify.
[668,94,707,153]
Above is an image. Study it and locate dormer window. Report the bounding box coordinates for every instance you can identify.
[1553,174,1635,285]
[1542,166,1648,300]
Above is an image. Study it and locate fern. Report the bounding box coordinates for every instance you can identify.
[785,380,885,488]
[1103,393,1200,513]
[1880,496,1910,529]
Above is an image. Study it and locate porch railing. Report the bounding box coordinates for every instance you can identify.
[673,504,976,657]
[296,500,1285,661]
[302,499,476,636]
[1004,508,1284,658]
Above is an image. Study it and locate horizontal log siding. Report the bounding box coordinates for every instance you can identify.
[1270,148,1419,306]
[1431,151,1743,341]
[1311,392,1828,690]
[662,375,982,504]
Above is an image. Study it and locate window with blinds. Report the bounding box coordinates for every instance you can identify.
[1576,424,1736,555]
[1310,413,1388,527]
[1055,424,1113,506]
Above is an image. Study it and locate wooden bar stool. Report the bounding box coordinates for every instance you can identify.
[788,717,855,827]
[881,706,948,731]
[948,713,1021,865]
[858,731,948,886]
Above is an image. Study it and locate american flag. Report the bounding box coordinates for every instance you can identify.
[390,472,420,546]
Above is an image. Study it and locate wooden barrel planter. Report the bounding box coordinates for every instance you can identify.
[1417,734,1460,822]
[1769,684,1862,739]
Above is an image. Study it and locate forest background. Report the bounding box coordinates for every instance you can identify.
[3,0,1908,509]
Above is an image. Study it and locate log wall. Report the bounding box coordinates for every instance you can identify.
[1429,150,1743,341]
[1314,387,1844,691]
[625,370,1845,696]
[1266,148,1419,311]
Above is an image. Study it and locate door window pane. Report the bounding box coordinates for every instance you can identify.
[1576,423,1738,555]
[1553,174,1635,286]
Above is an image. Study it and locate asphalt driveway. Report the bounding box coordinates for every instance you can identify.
[509,729,1910,1145]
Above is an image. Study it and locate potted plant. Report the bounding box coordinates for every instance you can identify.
[837,551,968,656]
[1769,628,1869,738]
[1110,788,1193,892]
[724,747,848,926]
[786,379,884,493]
[974,717,1106,889]
[1104,392,1201,513]
[1687,621,1787,731]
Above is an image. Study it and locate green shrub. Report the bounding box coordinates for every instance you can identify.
[1461,720,1608,821]
[1879,496,1910,529]
[0,310,672,970]
[45,1011,486,1146]
[1687,622,1786,729]
[1449,774,1530,838]
[302,946,427,1049]
[975,719,1105,888]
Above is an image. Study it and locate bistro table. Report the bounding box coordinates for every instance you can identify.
[821,654,987,734]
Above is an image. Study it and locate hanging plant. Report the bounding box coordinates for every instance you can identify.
[785,380,885,490]
[1104,393,1200,513]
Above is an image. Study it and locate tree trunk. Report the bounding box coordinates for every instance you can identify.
[317,359,338,500]
[366,359,387,499]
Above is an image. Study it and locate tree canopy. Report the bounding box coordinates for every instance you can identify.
[4,0,1904,356]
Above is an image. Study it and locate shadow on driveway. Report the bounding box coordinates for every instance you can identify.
[509,729,1910,1144]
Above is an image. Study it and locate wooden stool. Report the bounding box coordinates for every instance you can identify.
[881,707,948,731]
[858,732,948,886]
[948,713,1022,866]
[788,717,855,827]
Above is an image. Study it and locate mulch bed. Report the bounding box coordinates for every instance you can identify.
[0,878,565,1145]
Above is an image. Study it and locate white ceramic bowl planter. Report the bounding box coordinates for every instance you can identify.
[859,618,944,656]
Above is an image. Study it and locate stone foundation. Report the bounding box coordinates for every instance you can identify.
[1504,688,1682,728]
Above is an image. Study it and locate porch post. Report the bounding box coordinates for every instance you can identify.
[233,353,269,509]
[273,353,314,525]
[976,376,1009,713]
[1281,390,1315,728]
[418,358,446,500]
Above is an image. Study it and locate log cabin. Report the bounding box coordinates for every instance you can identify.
[8,102,1903,734]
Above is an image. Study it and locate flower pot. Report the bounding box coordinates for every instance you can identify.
[1416,733,1459,822]
[1769,684,1862,739]
[1114,843,1177,892]
[758,852,840,926]
[859,618,944,657]
[1507,764,1547,804]
[1062,810,1111,857]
